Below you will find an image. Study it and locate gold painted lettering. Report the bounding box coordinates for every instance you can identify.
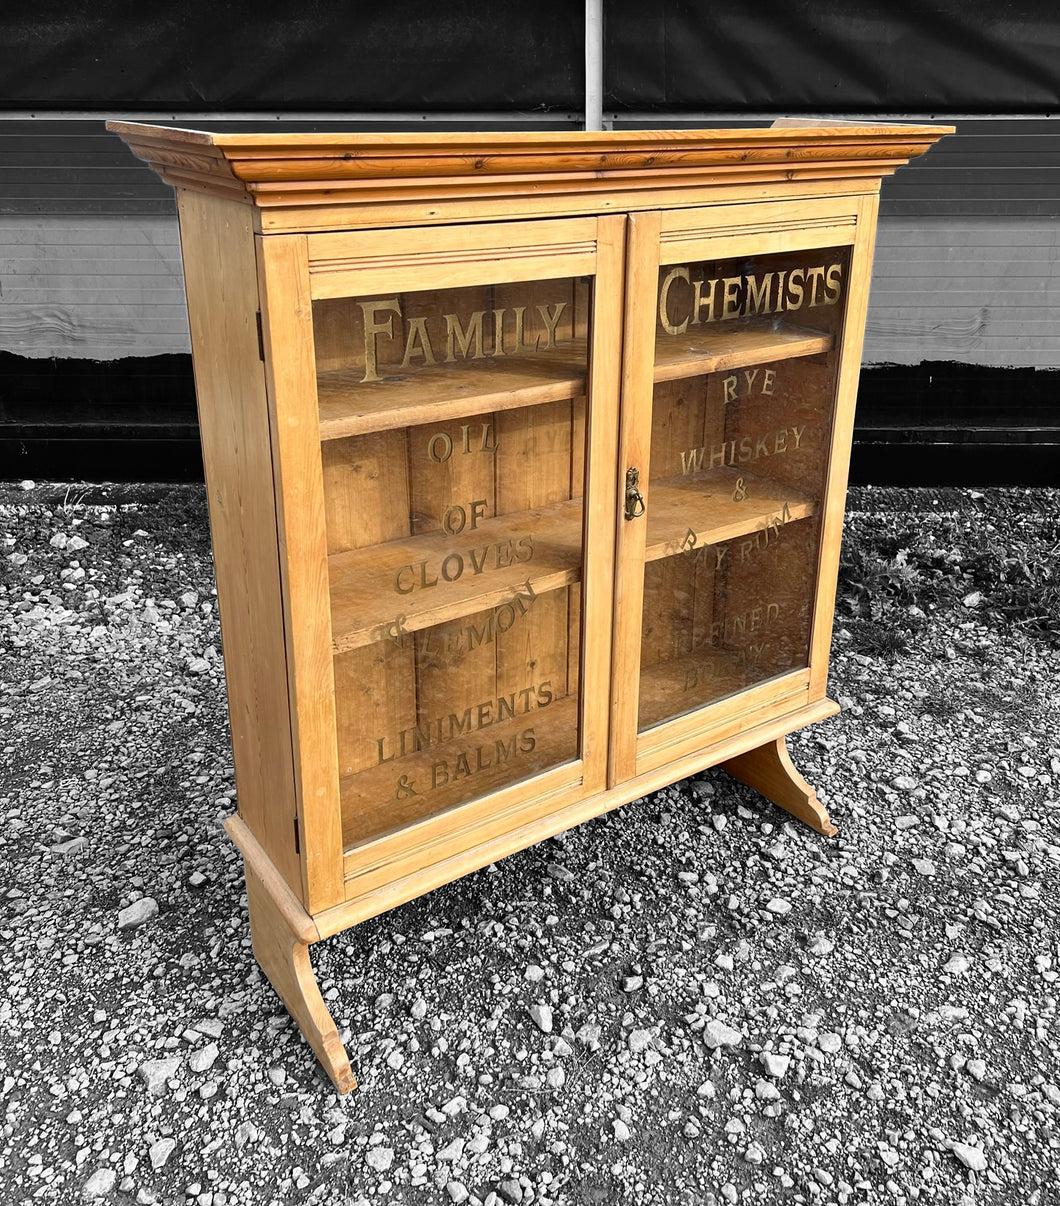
[491,309,506,357]
[467,616,494,649]
[744,273,773,316]
[693,277,717,325]
[659,267,690,335]
[512,306,540,353]
[480,422,499,452]
[806,266,826,307]
[680,447,706,475]
[444,310,485,361]
[359,297,401,384]
[791,425,805,449]
[721,277,743,320]
[537,302,567,348]
[774,430,788,454]
[394,565,415,594]
[440,552,464,583]
[401,316,437,368]
[824,263,843,304]
[786,269,805,310]
[762,369,776,395]
[742,369,759,393]
[428,432,453,462]
[723,376,738,404]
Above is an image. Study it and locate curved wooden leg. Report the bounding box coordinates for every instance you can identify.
[244,865,357,1094]
[720,735,837,836]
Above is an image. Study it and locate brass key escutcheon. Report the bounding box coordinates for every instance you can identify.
[624,466,645,520]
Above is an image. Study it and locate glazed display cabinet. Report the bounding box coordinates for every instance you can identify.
[109,120,950,1091]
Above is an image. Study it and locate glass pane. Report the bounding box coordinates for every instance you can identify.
[638,246,849,731]
[313,277,590,845]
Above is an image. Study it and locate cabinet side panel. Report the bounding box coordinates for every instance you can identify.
[809,193,880,697]
[175,190,303,898]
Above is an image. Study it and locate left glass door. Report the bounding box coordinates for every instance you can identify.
[297,218,620,858]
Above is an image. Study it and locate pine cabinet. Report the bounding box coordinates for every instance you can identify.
[109,120,949,1091]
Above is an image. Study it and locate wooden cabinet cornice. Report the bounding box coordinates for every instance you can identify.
[108,121,949,229]
[109,119,950,1093]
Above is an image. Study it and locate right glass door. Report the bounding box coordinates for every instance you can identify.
[613,209,862,779]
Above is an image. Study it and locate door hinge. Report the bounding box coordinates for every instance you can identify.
[293,816,301,855]
[255,310,265,361]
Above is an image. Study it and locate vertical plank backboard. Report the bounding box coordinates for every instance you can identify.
[257,236,346,914]
[325,429,417,782]
[175,190,304,900]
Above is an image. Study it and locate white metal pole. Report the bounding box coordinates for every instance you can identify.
[585,0,603,131]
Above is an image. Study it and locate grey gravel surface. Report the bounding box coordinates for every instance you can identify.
[1,483,1058,1206]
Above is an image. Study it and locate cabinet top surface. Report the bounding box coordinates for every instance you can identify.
[108,120,952,226]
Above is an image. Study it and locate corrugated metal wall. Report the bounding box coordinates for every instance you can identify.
[866,118,1060,368]
[3,117,1059,370]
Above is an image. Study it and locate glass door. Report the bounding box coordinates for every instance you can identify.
[612,203,866,781]
[300,218,621,863]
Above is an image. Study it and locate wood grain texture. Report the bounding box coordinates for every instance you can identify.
[721,735,837,836]
[175,190,303,899]
[609,209,663,786]
[257,236,346,914]
[807,193,879,699]
[129,123,943,1094]
[320,697,840,939]
[244,860,357,1094]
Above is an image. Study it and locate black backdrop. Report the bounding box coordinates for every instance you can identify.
[3,1,1059,113]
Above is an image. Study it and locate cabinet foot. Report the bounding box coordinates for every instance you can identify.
[244,865,357,1094]
[720,735,837,836]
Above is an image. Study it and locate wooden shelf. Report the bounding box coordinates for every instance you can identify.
[654,320,833,384]
[644,466,815,562]
[317,344,587,441]
[638,647,750,731]
[329,499,583,652]
[340,694,580,849]
[315,321,830,441]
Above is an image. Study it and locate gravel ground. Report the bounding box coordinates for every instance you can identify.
[1,482,1058,1206]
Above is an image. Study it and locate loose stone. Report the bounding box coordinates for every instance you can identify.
[528,1003,553,1034]
[82,1169,117,1199]
[117,898,159,931]
[702,1020,743,1049]
[760,1052,790,1079]
[138,1057,181,1096]
[149,1138,176,1170]
[952,1142,988,1171]
[188,1042,219,1074]
[366,1147,394,1172]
